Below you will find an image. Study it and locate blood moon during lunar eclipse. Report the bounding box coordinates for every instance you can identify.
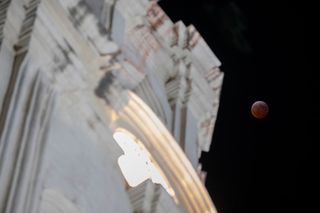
[251,101,269,119]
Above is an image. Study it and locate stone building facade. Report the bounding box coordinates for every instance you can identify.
[0,0,223,212]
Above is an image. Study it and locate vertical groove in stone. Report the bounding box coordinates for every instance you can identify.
[0,0,11,47]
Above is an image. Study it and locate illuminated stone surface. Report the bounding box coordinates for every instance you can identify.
[0,0,223,212]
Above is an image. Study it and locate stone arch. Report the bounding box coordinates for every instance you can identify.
[109,91,217,213]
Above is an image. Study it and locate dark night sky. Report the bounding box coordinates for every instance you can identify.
[160,1,312,212]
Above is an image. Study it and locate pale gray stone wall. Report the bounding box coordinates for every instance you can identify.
[0,0,223,212]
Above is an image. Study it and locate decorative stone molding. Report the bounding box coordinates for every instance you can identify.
[0,0,223,212]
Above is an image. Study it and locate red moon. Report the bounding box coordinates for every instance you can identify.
[251,101,269,119]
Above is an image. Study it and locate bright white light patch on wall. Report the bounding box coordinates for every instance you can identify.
[113,130,174,196]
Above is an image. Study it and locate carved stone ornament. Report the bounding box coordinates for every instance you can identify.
[0,0,223,212]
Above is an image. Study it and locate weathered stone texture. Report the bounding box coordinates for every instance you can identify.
[0,0,223,212]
